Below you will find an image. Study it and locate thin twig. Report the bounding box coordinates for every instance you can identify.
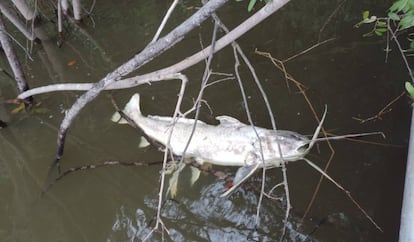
[255,49,337,224]
[388,24,414,82]
[209,10,286,233]
[145,73,188,241]
[52,0,229,164]
[163,21,219,201]
[352,91,405,124]
[232,46,272,229]
[45,160,163,191]
[304,158,383,232]
[318,0,346,41]
[282,37,336,63]
[256,49,383,231]
[151,0,180,43]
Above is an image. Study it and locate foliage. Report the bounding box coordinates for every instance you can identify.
[389,0,414,29]
[355,0,414,97]
[406,81,414,97]
[242,0,270,12]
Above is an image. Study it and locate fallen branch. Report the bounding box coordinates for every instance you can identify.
[0,2,36,41]
[52,0,229,164]
[45,160,163,192]
[15,0,291,167]
[352,91,405,124]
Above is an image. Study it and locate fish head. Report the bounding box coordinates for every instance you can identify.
[271,130,311,161]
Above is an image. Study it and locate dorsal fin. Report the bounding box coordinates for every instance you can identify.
[216,115,243,126]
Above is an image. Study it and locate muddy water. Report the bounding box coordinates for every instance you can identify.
[0,1,409,241]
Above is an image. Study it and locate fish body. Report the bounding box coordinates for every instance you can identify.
[113,94,311,168]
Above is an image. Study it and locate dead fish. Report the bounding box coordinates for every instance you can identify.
[112,93,381,196]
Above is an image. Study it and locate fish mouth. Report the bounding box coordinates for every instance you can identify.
[297,143,310,154]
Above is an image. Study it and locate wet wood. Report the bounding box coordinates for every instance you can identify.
[0,13,33,103]
[0,2,35,41]
[72,0,82,23]
[11,0,36,21]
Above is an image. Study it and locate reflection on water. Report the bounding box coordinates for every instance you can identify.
[105,176,367,241]
[0,0,409,241]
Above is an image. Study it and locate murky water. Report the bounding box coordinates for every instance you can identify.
[0,1,409,241]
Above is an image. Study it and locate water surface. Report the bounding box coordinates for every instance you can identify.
[0,1,409,241]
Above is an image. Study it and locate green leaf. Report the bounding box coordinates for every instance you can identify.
[405,81,414,98]
[375,28,387,36]
[248,0,257,12]
[376,27,387,33]
[388,12,400,20]
[403,3,411,13]
[362,16,377,24]
[410,40,414,49]
[399,14,414,29]
[390,0,409,12]
[363,10,370,20]
[11,102,25,114]
[377,20,387,27]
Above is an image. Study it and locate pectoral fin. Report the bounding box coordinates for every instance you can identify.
[220,164,260,197]
[138,136,151,148]
[190,166,201,186]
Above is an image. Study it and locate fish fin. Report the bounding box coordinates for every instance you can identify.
[190,166,201,186]
[123,93,141,116]
[111,111,128,124]
[168,162,185,198]
[216,115,243,126]
[220,163,260,197]
[111,93,142,124]
[138,136,151,148]
[169,173,179,198]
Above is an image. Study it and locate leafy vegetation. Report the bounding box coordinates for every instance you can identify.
[355,0,414,98]
[243,0,270,12]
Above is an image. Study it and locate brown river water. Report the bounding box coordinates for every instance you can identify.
[0,0,409,241]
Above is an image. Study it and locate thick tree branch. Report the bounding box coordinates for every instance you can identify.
[0,13,32,103]
[18,0,291,100]
[0,2,35,41]
[53,0,229,163]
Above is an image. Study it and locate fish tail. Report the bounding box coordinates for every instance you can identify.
[124,93,142,116]
[111,93,142,124]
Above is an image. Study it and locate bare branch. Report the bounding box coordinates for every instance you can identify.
[0,14,32,102]
[304,158,383,232]
[151,0,180,43]
[11,0,37,21]
[0,2,36,41]
[53,0,229,163]
[388,25,414,82]
[72,0,82,22]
